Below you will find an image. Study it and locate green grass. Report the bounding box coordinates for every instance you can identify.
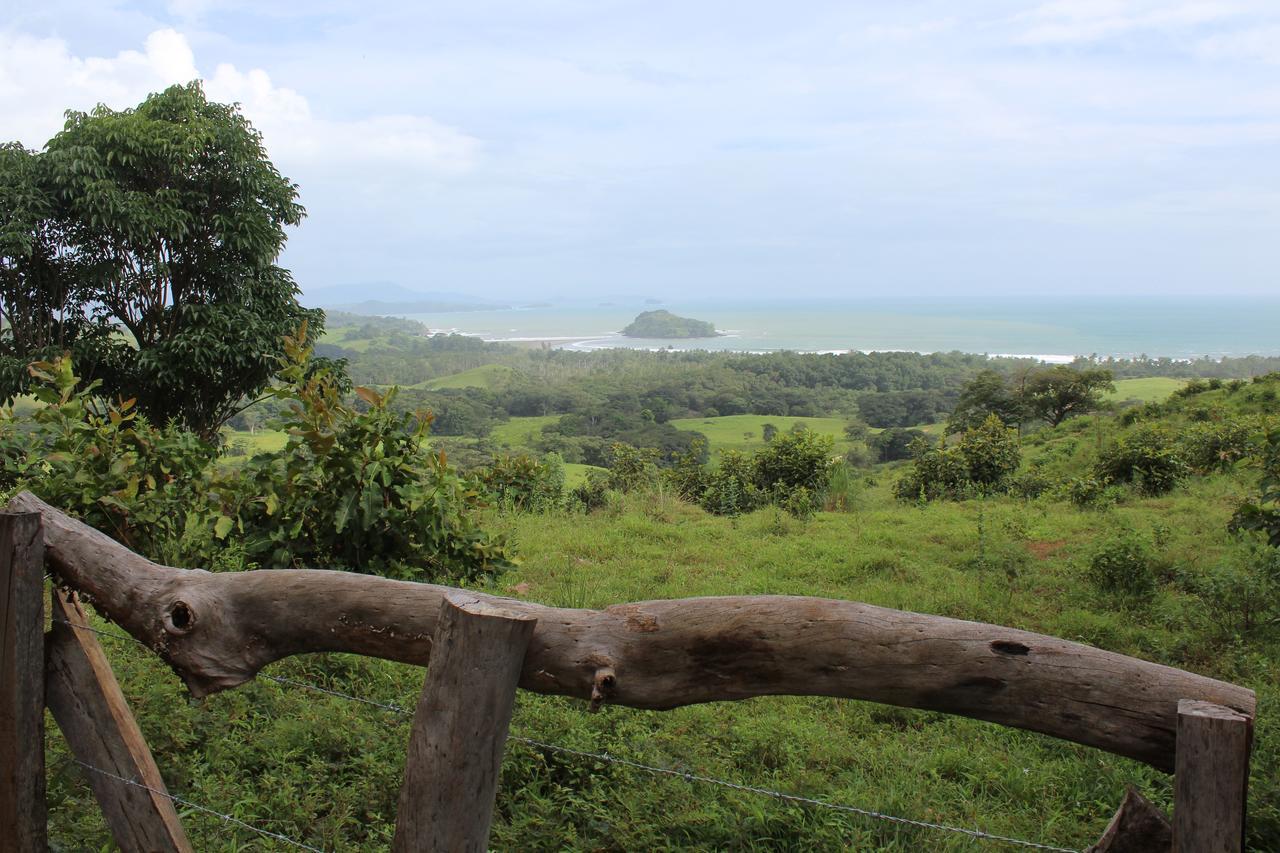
[222,428,289,455]
[670,415,854,457]
[410,364,518,390]
[1108,377,1187,404]
[318,326,375,352]
[490,415,563,448]
[562,462,605,489]
[669,414,942,458]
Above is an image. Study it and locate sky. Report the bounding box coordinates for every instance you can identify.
[3,1,1279,302]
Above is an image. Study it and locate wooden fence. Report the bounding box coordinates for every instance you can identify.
[1,497,1258,851]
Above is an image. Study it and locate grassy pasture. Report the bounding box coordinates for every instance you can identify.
[1108,377,1186,404]
[489,415,562,448]
[669,414,943,458]
[222,428,289,455]
[410,363,518,390]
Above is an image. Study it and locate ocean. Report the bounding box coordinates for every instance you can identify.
[400,298,1280,361]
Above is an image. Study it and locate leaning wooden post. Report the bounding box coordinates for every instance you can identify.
[45,590,192,852]
[0,511,45,853]
[393,592,537,853]
[1173,699,1253,853]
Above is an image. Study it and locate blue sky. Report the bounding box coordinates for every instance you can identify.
[3,1,1280,301]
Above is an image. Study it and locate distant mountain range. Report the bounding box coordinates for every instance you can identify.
[302,282,510,313]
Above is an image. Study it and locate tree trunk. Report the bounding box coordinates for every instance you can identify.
[10,491,1254,772]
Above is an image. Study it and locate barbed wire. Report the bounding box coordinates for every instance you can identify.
[70,760,324,852]
[62,618,1081,852]
[508,736,1079,852]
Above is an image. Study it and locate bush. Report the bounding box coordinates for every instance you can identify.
[698,450,766,517]
[479,453,565,512]
[568,470,611,512]
[210,332,512,581]
[1183,542,1280,640]
[3,357,214,562]
[1058,476,1118,509]
[894,415,1020,502]
[752,428,834,494]
[605,442,660,492]
[1095,424,1188,496]
[1086,529,1156,598]
[1180,419,1254,473]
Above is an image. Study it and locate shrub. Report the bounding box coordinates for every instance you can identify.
[568,470,611,512]
[1058,476,1117,509]
[3,357,214,562]
[1095,424,1188,496]
[1230,426,1280,547]
[894,415,1020,502]
[210,332,512,582]
[1183,542,1280,640]
[959,414,1020,490]
[605,442,660,492]
[752,428,834,494]
[479,453,565,513]
[1180,419,1253,473]
[1086,529,1155,598]
[698,451,766,517]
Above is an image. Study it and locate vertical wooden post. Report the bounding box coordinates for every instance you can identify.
[45,589,192,852]
[393,592,537,853]
[0,511,45,853]
[1174,699,1253,853]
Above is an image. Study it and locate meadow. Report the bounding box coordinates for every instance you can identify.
[44,467,1276,851]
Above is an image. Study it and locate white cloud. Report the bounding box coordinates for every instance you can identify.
[1197,25,1280,63]
[0,28,478,177]
[1013,0,1248,44]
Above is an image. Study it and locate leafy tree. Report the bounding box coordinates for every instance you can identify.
[947,370,1024,433]
[0,83,321,438]
[1022,366,1114,427]
[870,427,926,462]
[761,422,778,443]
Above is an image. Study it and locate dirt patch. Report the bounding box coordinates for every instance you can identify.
[1026,540,1066,560]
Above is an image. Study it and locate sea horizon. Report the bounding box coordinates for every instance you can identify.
[388,296,1280,362]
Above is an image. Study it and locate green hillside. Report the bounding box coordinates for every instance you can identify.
[1109,377,1187,403]
[410,363,519,390]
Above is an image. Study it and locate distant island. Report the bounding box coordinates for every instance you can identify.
[621,310,720,338]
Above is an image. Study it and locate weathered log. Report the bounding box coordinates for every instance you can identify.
[46,590,193,852]
[393,593,536,852]
[0,512,46,852]
[1086,788,1171,853]
[1173,700,1252,853]
[10,491,1255,772]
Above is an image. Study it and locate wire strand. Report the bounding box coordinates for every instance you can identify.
[71,760,324,852]
[66,618,1080,852]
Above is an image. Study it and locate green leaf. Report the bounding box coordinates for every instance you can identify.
[214,515,234,540]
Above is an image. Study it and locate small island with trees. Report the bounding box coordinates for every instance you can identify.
[621,309,720,338]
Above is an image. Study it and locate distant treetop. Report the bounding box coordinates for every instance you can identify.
[621,310,719,339]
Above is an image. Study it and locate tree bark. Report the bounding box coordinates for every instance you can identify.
[10,491,1255,772]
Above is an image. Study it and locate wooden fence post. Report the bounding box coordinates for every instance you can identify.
[1,511,45,853]
[393,592,537,853]
[1173,699,1253,853]
[45,589,192,852]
